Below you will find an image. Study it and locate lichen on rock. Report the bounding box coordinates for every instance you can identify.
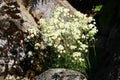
[32,68,87,80]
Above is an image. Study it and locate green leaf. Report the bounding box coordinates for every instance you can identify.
[93,5,103,12]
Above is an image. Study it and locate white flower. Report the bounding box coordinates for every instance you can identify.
[87,16,93,22]
[28,51,33,57]
[48,43,52,46]
[53,12,61,18]
[56,6,64,12]
[57,45,64,51]
[78,47,82,51]
[82,25,88,30]
[34,43,41,49]
[63,8,69,13]
[63,50,66,53]
[81,44,88,50]
[93,21,96,25]
[65,22,70,28]
[88,24,95,29]
[61,29,66,33]
[73,52,81,57]
[79,58,84,62]
[28,28,37,35]
[63,8,69,16]
[69,14,73,17]
[27,36,31,39]
[73,18,79,21]
[81,34,86,39]
[50,18,59,24]
[58,22,64,28]
[35,43,41,47]
[89,27,98,35]
[74,11,84,18]
[74,33,80,40]
[70,45,77,49]
[59,50,63,53]
[77,41,82,45]
[30,34,35,37]
[85,49,88,52]
[39,18,46,25]
[58,55,61,58]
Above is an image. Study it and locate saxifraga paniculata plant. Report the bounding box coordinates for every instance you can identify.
[25,5,98,77]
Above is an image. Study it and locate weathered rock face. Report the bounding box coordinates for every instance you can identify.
[0,0,37,32]
[29,0,77,21]
[17,0,38,31]
[30,0,57,20]
[32,68,87,80]
[0,0,38,76]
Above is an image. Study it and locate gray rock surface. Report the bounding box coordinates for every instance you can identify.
[32,68,87,80]
[30,0,57,20]
[0,0,37,75]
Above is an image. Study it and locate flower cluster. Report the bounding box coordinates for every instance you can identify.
[39,6,97,61]
[25,6,98,74]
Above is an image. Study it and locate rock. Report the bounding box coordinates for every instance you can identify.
[17,0,38,31]
[0,0,38,32]
[32,68,87,80]
[0,76,4,80]
[0,0,37,76]
[0,39,7,49]
[29,0,77,21]
[30,0,57,20]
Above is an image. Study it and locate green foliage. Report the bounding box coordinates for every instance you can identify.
[25,5,98,77]
[92,5,103,12]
